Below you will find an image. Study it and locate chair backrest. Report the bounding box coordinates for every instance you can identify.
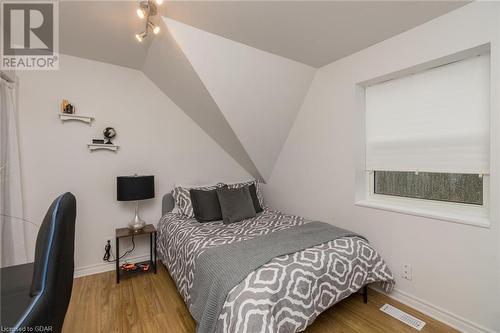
[15,192,76,333]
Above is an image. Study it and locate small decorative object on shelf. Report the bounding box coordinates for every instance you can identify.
[58,99,93,124]
[87,143,119,152]
[103,127,116,144]
[61,99,75,114]
[59,113,94,124]
[88,127,119,152]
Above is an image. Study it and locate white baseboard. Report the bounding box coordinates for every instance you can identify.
[74,254,151,278]
[373,286,497,333]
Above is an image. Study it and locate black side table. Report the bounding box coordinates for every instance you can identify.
[115,224,157,284]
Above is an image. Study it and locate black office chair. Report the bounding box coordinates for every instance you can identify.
[1,192,76,333]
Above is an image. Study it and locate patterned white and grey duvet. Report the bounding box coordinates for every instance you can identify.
[157,209,394,333]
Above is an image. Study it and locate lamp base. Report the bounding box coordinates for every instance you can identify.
[128,218,146,231]
[128,201,146,231]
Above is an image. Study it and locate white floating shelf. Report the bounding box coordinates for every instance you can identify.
[59,113,94,124]
[87,143,119,152]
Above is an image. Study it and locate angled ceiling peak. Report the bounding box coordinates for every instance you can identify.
[164,17,315,180]
[141,18,263,181]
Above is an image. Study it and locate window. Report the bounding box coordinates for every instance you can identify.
[360,52,491,226]
[374,171,483,205]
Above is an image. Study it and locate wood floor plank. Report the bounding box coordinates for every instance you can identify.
[62,264,458,333]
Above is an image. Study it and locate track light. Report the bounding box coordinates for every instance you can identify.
[135,31,147,42]
[148,21,160,34]
[135,0,161,42]
[136,8,145,19]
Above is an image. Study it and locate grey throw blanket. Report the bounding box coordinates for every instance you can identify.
[189,221,366,333]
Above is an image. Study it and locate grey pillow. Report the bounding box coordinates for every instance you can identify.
[225,179,265,208]
[190,188,222,222]
[248,183,263,213]
[173,184,219,218]
[216,186,256,224]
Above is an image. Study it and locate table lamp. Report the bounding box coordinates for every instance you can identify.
[117,175,155,231]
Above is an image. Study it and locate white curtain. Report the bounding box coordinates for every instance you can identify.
[365,54,490,174]
[0,76,27,267]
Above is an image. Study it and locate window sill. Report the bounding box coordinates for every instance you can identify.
[355,200,490,228]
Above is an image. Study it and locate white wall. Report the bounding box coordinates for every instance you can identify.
[265,3,500,332]
[16,55,250,276]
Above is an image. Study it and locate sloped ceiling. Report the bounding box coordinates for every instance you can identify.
[59,1,467,69]
[58,1,468,180]
[142,18,263,180]
[60,1,152,69]
[164,18,315,180]
[162,1,468,67]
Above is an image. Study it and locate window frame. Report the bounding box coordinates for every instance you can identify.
[355,172,490,228]
[354,46,493,229]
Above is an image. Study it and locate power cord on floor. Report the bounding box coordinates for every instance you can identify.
[102,235,135,262]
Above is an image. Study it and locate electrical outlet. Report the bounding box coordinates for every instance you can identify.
[401,264,412,281]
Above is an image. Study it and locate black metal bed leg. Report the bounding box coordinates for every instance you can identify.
[363,285,368,304]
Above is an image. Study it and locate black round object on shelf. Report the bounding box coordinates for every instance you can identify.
[103,127,116,144]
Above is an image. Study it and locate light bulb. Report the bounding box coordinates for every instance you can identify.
[136,8,145,19]
[136,31,147,42]
[148,21,160,35]
[155,0,163,5]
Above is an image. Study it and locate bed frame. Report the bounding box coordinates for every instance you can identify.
[160,191,368,304]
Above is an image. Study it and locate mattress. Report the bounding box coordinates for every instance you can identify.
[157,209,394,333]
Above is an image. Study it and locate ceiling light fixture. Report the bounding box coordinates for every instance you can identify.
[136,8,145,19]
[148,21,160,34]
[134,0,161,42]
[135,31,147,42]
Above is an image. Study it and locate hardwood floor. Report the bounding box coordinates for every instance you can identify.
[63,264,458,333]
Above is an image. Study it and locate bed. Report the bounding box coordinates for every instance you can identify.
[157,190,394,333]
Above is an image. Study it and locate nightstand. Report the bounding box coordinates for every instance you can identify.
[115,224,157,284]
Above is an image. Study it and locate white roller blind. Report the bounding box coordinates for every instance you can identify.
[365,54,490,174]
